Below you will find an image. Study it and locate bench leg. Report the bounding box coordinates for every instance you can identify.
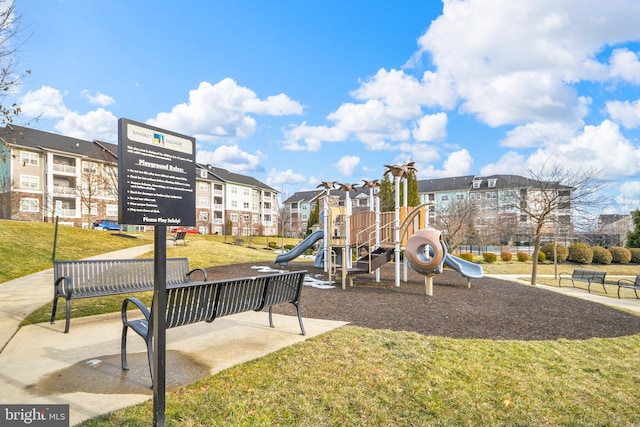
[121,325,129,371]
[64,299,71,333]
[50,296,59,324]
[268,305,306,336]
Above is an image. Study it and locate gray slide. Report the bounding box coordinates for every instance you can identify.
[443,253,484,279]
[275,230,324,266]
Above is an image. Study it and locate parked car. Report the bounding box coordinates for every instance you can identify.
[92,219,120,231]
[170,226,200,234]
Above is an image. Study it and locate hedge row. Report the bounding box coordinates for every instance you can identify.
[457,244,640,264]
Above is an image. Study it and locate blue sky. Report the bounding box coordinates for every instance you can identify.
[12,0,640,214]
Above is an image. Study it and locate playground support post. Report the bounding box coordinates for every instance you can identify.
[394,175,401,288]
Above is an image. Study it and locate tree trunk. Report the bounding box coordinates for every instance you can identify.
[530,233,542,286]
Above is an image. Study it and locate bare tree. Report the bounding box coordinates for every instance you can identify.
[436,198,478,253]
[500,163,606,286]
[0,1,33,163]
[76,161,105,228]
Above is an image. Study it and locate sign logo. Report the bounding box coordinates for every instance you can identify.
[153,133,164,145]
[1,404,69,426]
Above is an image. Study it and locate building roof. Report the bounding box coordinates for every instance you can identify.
[2,125,118,162]
[418,174,570,192]
[283,190,323,204]
[199,163,276,192]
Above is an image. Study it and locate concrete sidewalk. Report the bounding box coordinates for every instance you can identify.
[486,274,640,314]
[0,245,348,426]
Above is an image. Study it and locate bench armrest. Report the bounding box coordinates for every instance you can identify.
[121,297,151,325]
[187,268,208,281]
[617,278,635,286]
[54,276,73,299]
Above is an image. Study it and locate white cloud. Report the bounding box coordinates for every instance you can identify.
[500,121,580,148]
[609,48,640,84]
[54,108,118,142]
[480,151,527,176]
[413,0,640,127]
[20,85,69,119]
[282,122,348,151]
[485,120,640,178]
[619,180,640,199]
[265,168,307,187]
[334,155,360,176]
[419,149,473,178]
[81,90,115,107]
[606,98,640,129]
[413,112,447,142]
[196,144,262,173]
[148,79,303,142]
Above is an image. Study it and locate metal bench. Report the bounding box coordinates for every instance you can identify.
[169,231,187,246]
[617,275,640,299]
[51,257,207,333]
[120,270,307,386]
[558,269,607,293]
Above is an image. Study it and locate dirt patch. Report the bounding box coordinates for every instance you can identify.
[205,262,640,341]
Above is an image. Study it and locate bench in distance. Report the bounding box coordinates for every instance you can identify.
[558,269,607,294]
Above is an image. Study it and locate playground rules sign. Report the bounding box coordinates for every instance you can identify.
[118,118,196,226]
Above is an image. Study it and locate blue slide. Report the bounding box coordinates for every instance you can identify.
[275,230,324,266]
[443,253,484,279]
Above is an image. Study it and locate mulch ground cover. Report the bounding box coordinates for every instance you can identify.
[205,261,640,341]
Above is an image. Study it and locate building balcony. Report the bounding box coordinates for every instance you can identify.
[52,164,77,174]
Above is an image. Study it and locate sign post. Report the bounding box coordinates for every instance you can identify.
[118,118,196,426]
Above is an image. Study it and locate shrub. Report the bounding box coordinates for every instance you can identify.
[609,246,631,264]
[459,252,474,262]
[500,251,512,262]
[516,251,529,262]
[630,248,640,264]
[268,241,277,249]
[540,242,569,262]
[568,243,593,264]
[537,251,546,262]
[592,246,612,264]
[482,252,497,263]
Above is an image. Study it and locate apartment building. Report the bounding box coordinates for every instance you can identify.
[0,125,279,235]
[419,174,573,245]
[281,174,575,245]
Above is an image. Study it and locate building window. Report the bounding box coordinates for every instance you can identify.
[199,182,209,191]
[243,214,250,222]
[199,197,209,207]
[199,211,209,221]
[20,198,39,212]
[441,195,449,201]
[82,203,98,215]
[231,200,238,208]
[21,151,39,166]
[199,169,208,178]
[20,175,39,189]
[106,204,118,216]
[486,191,497,199]
[231,186,238,194]
[243,202,250,209]
[472,179,481,189]
[230,213,238,222]
[244,189,250,196]
[456,193,464,201]
[488,179,497,188]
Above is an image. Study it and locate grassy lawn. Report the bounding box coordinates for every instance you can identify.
[3,219,640,425]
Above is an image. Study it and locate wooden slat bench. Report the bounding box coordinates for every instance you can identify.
[120,270,307,386]
[558,269,607,294]
[617,275,640,299]
[51,257,207,333]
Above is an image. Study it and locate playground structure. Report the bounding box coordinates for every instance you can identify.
[275,163,483,295]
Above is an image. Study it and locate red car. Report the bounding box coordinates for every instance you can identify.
[170,226,200,234]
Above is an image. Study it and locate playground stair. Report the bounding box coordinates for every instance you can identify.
[337,247,394,288]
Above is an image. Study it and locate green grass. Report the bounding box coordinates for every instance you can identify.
[79,327,640,426]
[3,219,640,426]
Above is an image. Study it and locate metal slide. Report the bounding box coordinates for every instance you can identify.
[442,253,484,279]
[275,230,324,266]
